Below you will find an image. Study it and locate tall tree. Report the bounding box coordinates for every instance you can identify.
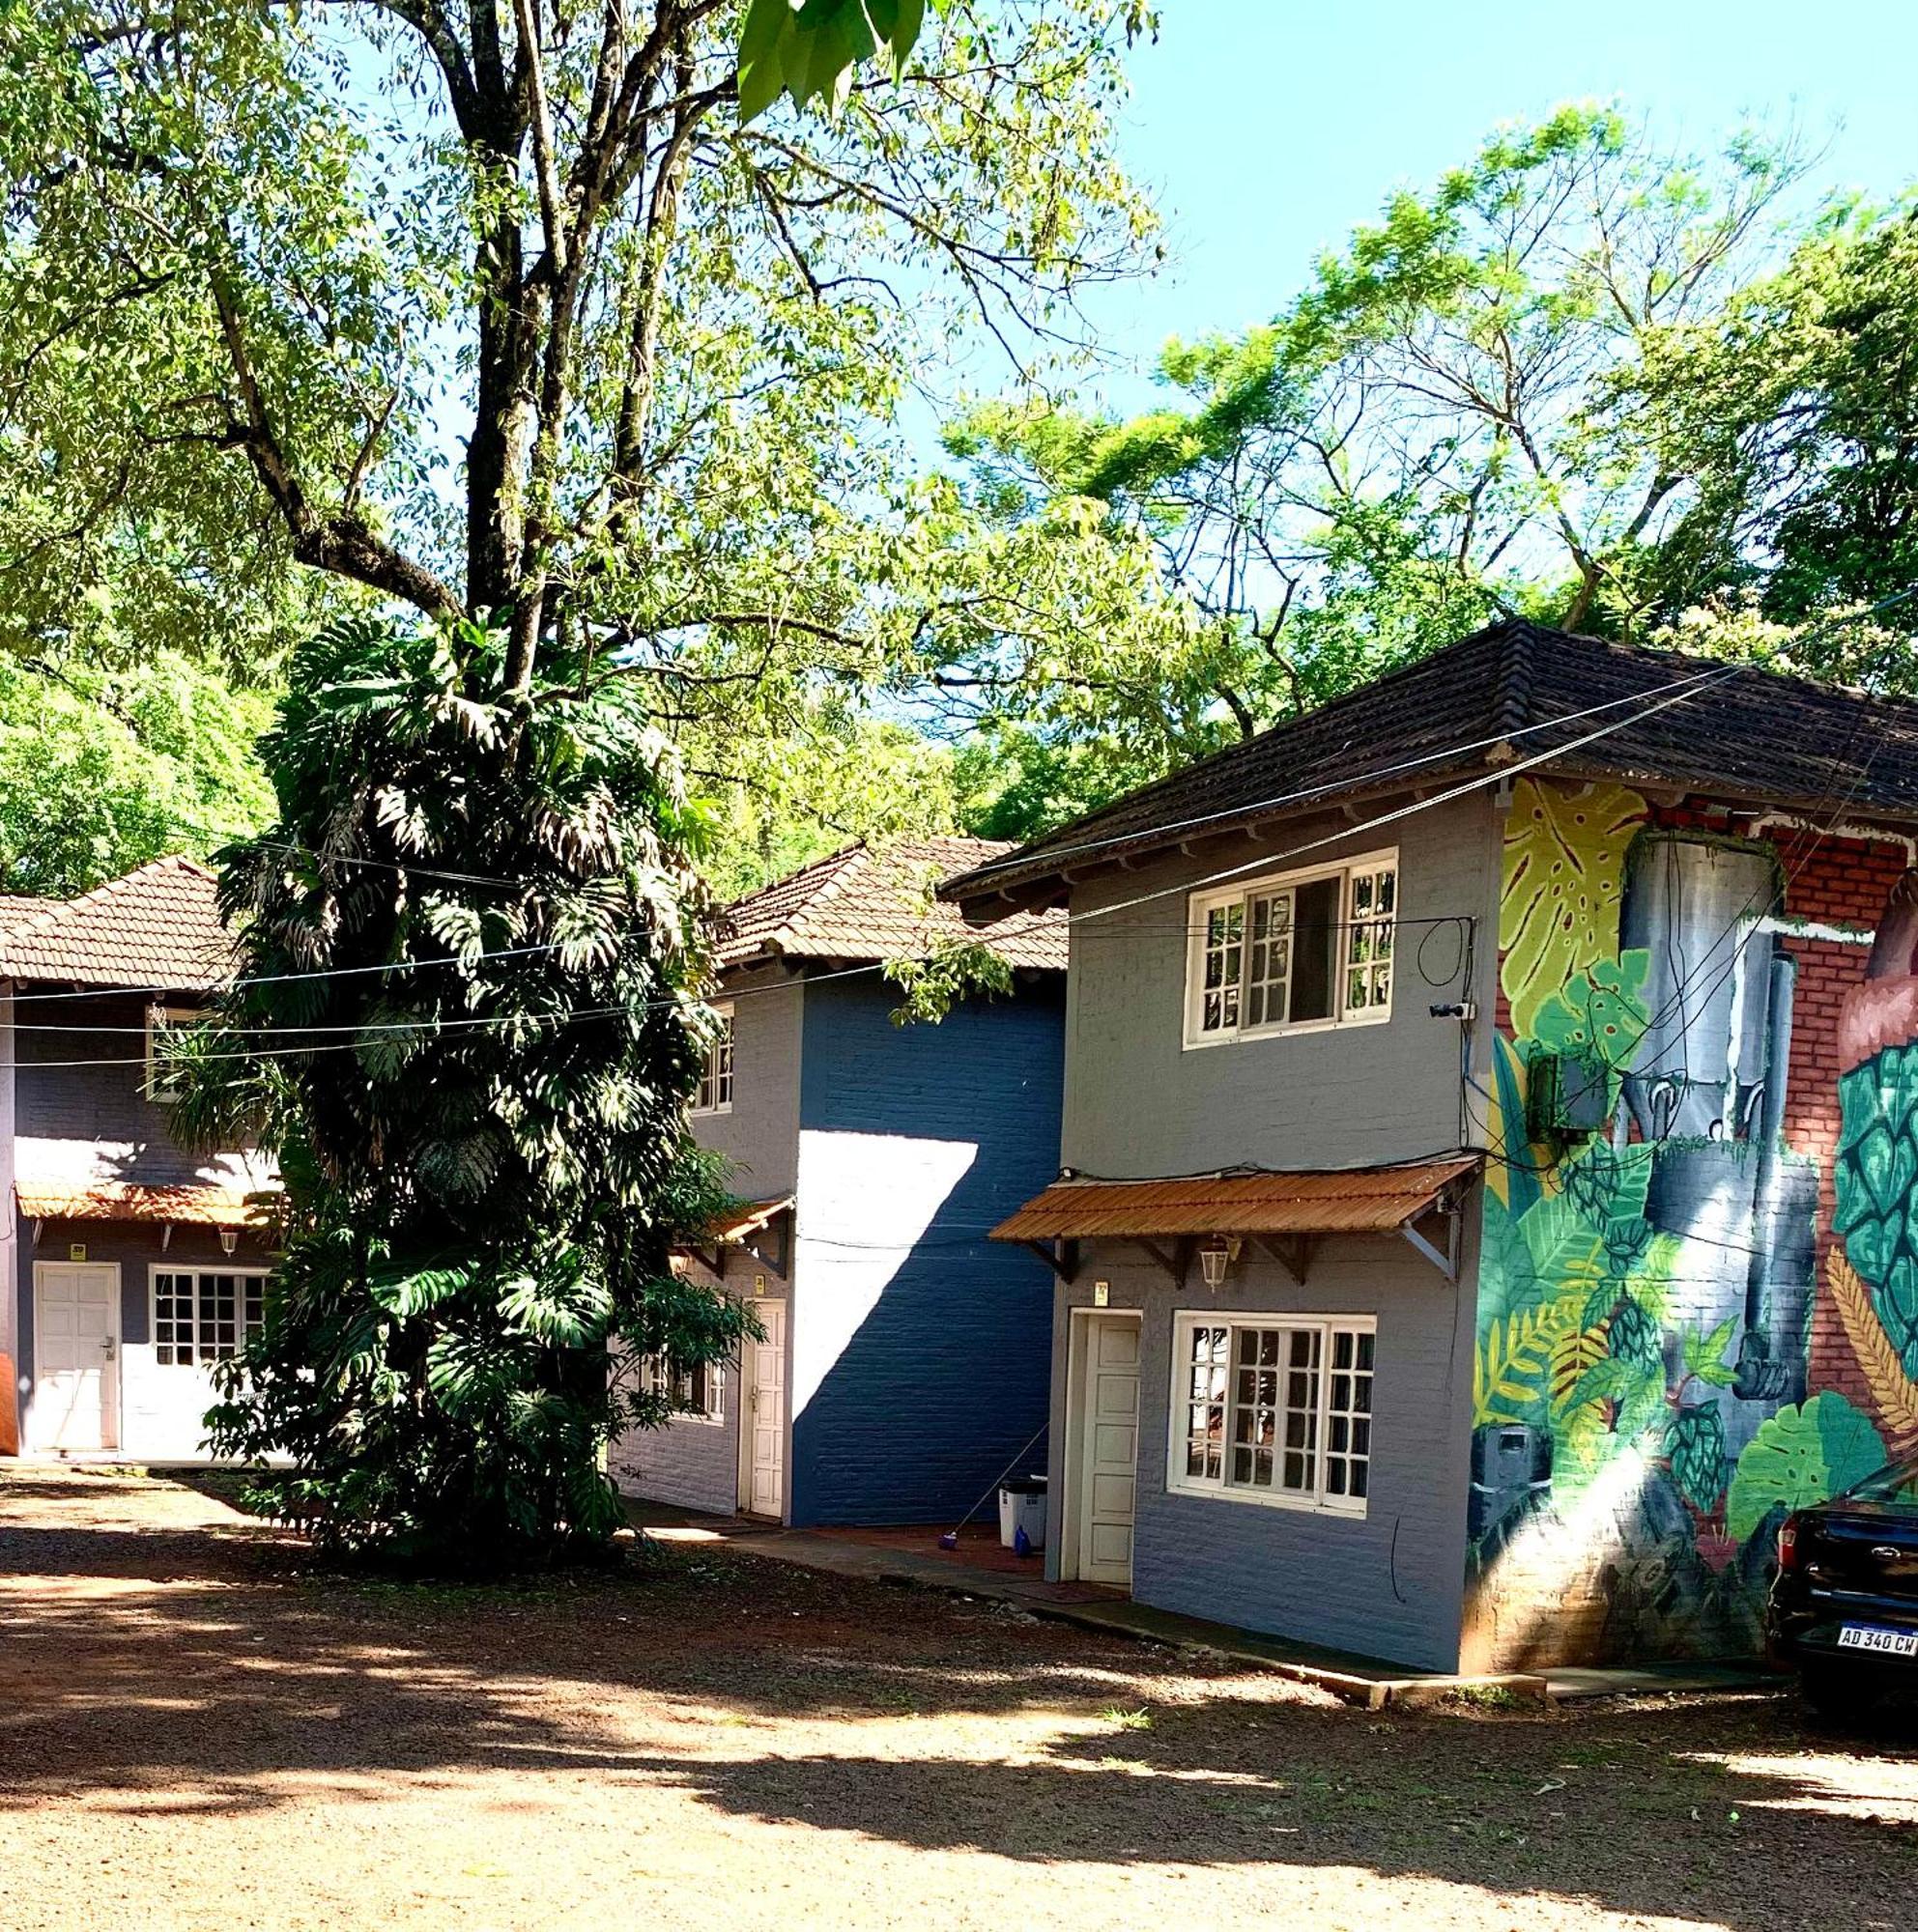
[945,107,1813,823]
[1,2,1153,711]
[179,614,740,1566]
[1619,200,1918,668]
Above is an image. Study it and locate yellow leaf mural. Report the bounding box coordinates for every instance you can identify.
[1499,777,1648,1037]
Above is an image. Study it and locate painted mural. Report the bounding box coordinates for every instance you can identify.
[1465,777,1918,1670]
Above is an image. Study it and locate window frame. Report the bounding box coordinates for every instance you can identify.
[1165,1310,1376,1518]
[144,1003,201,1105]
[149,1265,271,1368]
[1183,849,1398,1049]
[691,1003,734,1116]
[641,1352,726,1425]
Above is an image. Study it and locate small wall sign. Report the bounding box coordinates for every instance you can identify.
[1093,1280,1109,1308]
[753,1273,766,1295]
[68,1243,86,1264]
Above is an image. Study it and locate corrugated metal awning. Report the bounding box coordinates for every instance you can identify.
[700,1195,793,1245]
[991,1157,1478,1242]
[17,1180,269,1231]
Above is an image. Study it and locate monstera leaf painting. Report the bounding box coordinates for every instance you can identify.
[1834,1044,1918,1376]
[1500,779,1648,1038]
[1725,1392,1888,1544]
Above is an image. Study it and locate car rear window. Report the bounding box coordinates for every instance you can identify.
[1842,1458,1918,1507]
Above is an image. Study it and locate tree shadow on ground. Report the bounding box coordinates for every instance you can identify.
[5,1472,1917,1932]
[612,1690,1918,1932]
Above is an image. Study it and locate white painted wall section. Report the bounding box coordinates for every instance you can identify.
[788,1128,976,1423]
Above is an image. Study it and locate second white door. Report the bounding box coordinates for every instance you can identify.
[32,1263,120,1454]
[742,1300,787,1518]
[1077,1312,1140,1586]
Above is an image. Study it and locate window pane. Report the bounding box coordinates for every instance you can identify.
[1196,904,1244,1035]
[1226,1326,1284,1491]
[1278,1328,1321,1493]
[1323,1324,1373,1508]
[1182,1325,1227,1481]
[1291,877,1339,1021]
[1244,892,1292,1031]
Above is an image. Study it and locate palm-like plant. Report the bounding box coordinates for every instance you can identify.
[175,615,745,1567]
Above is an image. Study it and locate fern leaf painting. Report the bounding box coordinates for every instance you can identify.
[1500,778,1648,1038]
[1474,1294,1584,1427]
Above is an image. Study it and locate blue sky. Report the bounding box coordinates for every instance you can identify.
[1057,0,1918,412]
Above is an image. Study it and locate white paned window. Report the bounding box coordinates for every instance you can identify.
[144,1004,199,1105]
[1185,851,1397,1046]
[152,1269,268,1367]
[1198,900,1244,1035]
[1169,1313,1375,1515]
[693,1005,733,1115]
[642,1354,725,1423]
[1344,864,1397,1014]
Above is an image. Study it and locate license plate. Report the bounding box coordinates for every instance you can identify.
[1837,1624,1918,1657]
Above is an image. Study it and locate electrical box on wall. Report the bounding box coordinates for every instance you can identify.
[1526,1050,1611,1141]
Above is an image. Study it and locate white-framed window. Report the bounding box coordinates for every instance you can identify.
[152,1268,269,1367]
[1185,851,1397,1046]
[1168,1312,1375,1515]
[144,1004,200,1104]
[641,1353,725,1424]
[693,1005,733,1115]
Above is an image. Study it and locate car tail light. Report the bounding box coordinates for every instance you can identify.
[1778,1513,1804,1571]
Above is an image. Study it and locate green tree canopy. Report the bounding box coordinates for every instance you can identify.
[940,106,1837,828]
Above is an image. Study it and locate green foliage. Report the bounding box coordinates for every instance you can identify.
[1682,1317,1740,1391]
[1668,1402,1728,1514]
[883,936,1014,1024]
[945,108,1813,782]
[182,614,747,1569]
[1725,1392,1888,1544]
[0,651,275,896]
[1618,200,1918,648]
[738,0,941,121]
[1834,1042,1918,1374]
[1530,951,1652,1077]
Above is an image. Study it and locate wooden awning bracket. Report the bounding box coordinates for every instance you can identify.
[1020,1237,1081,1285]
[1135,1236,1193,1289]
[1249,1232,1317,1287]
[1400,1204,1460,1282]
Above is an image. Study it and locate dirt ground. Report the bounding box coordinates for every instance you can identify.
[2,1470,1916,1932]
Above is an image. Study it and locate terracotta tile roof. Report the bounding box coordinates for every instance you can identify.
[716,838,1066,973]
[992,1157,1479,1241]
[14,1136,278,1230]
[0,857,236,991]
[943,618,1918,905]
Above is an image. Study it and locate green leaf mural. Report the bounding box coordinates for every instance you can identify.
[1834,1043,1918,1375]
[1669,1403,1728,1513]
[1725,1393,1889,1544]
[1500,778,1648,1037]
[1530,949,1652,1101]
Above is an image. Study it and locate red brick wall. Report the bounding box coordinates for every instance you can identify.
[1770,832,1912,1409]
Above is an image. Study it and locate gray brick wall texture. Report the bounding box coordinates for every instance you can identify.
[1045,1227,1481,1674]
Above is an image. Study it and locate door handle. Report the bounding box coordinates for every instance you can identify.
[100,1337,116,1358]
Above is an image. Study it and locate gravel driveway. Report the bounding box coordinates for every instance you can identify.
[1,1467,1915,1932]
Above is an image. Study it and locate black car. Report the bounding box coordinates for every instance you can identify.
[1766,1453,1918,1715]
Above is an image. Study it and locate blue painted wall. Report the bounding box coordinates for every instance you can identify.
[788,974,1064,1527]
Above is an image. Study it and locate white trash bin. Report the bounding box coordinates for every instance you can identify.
[997,1476,1047,1550]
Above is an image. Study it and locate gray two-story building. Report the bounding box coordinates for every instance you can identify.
[611,838,1069,1529]
[947,618,1918,1672]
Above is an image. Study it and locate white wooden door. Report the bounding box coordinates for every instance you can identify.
[33,1264,120,1453]
[743,1301,787,1518]
[1078,1313,1140,1586]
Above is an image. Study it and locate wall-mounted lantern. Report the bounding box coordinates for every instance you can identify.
[1198,1235,1240,1292]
